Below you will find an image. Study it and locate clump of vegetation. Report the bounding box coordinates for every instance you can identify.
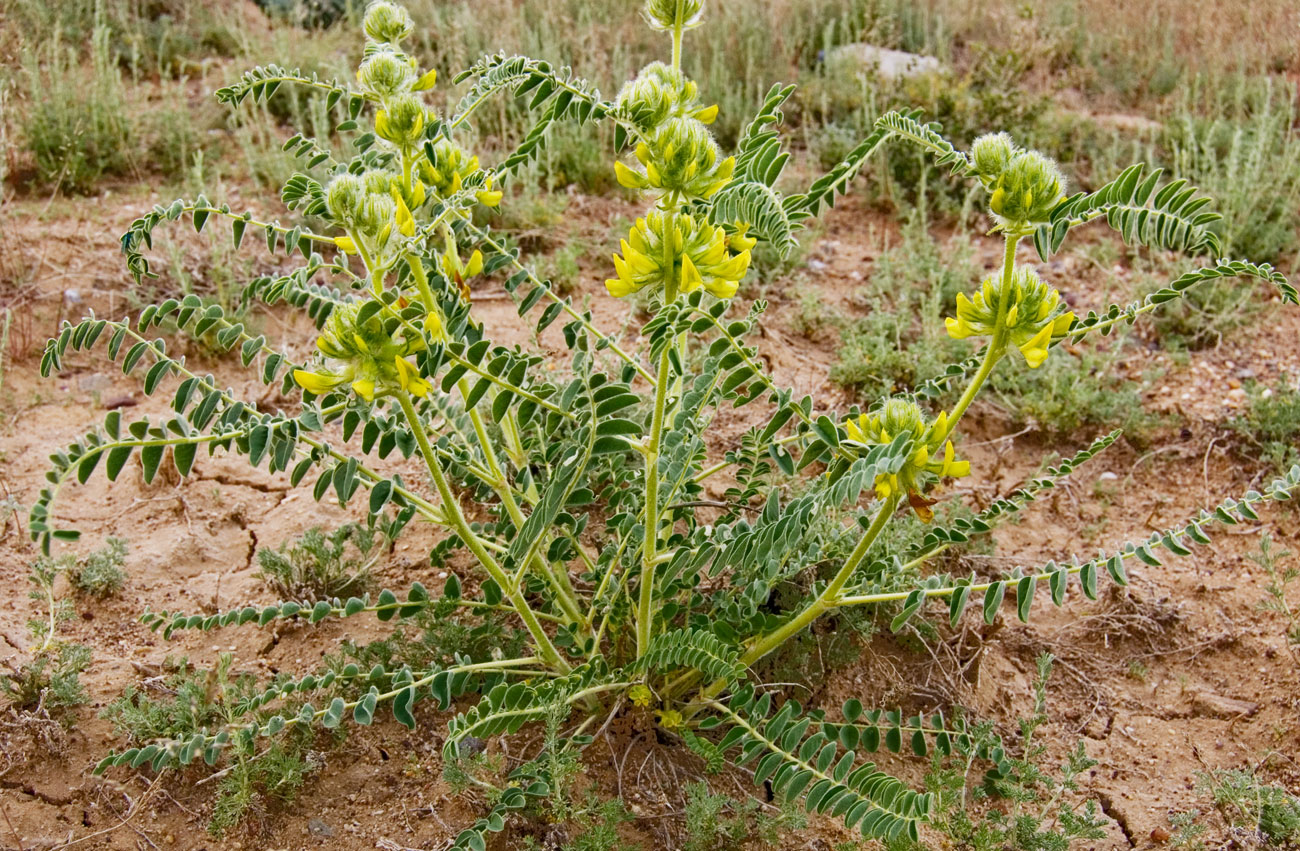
[1,557,91,715]
[1169,767,1300,849]
[257,522,383,599]
[102,654,319,836]
[828,217,974,401]
[33,1,1298,847]
[68,535,129,597]
[1230,380,1300,474]
[19,22,136,193]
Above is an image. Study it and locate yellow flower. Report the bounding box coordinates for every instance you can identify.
[411,68,437,92]
[615,117,734,201]
[841,399,972,518]
[606,211,749,301]
[628,684,654,708]
[656,708,684,729]
[946,266,1075,368]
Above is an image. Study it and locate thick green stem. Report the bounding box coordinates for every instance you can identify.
[671,0,685,71]
[395,391,570,673]
[456,379,585,627]
[636,345,675,658]
[682,493,900,706]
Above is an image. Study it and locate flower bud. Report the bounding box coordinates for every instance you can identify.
[946,266,1075,368]
[364,1,414,44]
[606,210,750,301]
[615,117,734,200]
[971,132,1015,182]
[326,173,366,225]
[374,94,426,147]
[643,0,704,31]
[988,150,1065,226]
[616,62,713,133]
[358,50,415,98]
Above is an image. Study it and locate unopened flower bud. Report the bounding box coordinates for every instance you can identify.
[643,0,704,31]
[364,1,414,44]
[358,50,415,98]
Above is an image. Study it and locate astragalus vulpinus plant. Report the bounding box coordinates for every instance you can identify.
[37,0,1299,845]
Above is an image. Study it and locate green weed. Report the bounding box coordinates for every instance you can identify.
[257,523,383,600]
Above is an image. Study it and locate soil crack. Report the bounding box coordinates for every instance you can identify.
[1097,791,1135,848]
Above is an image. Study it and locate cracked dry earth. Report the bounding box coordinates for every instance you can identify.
[1,185,1298,850]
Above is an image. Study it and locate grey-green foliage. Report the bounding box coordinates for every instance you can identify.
[0,642,91,713]
[31,2,1300,848]
[1199,768,1300,847]
[903,655,1107,851]
[20,24,136,193]
[70,536,129,597]
[1230,381,1300,475]
[257,523,382,599]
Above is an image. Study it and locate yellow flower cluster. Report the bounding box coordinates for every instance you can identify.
[844,399,970,517]
[606,211,751,300]
[615,117,735,201]
[419,139,502,207]
[292,302,430,402]
[327,171,418,272]
[946,267,1075,368]
[616,62,718,133]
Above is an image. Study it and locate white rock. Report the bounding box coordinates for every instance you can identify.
[825,44,944,80]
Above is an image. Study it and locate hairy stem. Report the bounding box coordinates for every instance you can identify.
[456,378,585,627]
[396,390,570,673]
[636,344,675,658]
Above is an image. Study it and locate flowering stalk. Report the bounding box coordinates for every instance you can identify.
[936,232,1017,443]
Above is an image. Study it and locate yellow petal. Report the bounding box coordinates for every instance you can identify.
[945,316,970,339]
[615,161,642,189]
[465,250,483,278]
[846,418,865,443]
[680,253,703,292]
[694,104,719,124]
[334,236,358,254]
[293,369,340,395]
[412,68,438,91]
[351,379,377,401]
[703,276,739,300]
[1018,324,1053,368]
[605,277,638,298]
[476,189,502,207]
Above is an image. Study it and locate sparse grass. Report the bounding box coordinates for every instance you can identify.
[19,23,136,193]
[828,215,975,401]
[1254,534,1300,652]
[987,333,1158,439]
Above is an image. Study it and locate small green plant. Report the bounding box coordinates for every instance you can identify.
[34,1,1298,847]
[917,654,1108,851]
[257,523,382,599]
[682,781,806,851]
[1198,767,1300,847]
[69,535,128,597]
[1254,534,1300,652]
[1,558,90,714]
[1230,380,1300,474]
